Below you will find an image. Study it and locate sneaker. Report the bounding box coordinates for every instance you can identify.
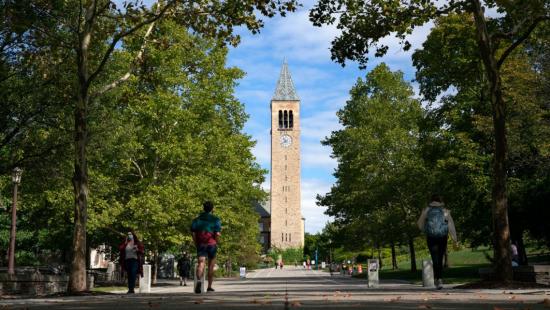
[184,283,187,286]
[127,290,135,294]
[195,281,202,294]
[207,287,215,292]
[180,280,183,286]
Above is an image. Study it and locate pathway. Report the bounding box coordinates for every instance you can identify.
[2,266,549,309]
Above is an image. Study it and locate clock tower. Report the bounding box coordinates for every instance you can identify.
[270,60,304,249]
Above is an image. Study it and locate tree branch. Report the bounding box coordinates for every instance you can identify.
[131,158,144,179]
[87,1,174,91]
[497,16,549,69]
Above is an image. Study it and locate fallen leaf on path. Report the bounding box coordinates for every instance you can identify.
[148,301,160,308]
[291,301,302,307]
[194,299,204,304]
[508,295,517,300]
[539,298,550,307]
[493,307,504,310]
[418,305,432,309]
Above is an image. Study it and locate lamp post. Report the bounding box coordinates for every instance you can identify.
[8,167,22,275]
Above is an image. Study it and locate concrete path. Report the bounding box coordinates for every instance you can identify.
[2,266,549,309]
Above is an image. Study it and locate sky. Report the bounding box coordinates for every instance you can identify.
[226,0,436,234]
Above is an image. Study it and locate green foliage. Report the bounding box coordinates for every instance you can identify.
[0,15,268,268]
[318,63,427,257]
[413,14,550,247]
[269,247,304,264]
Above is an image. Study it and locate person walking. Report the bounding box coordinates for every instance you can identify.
[177,251,191,286]
[119,231,144,294]
[417,195,457,290]
[191,201,221,294]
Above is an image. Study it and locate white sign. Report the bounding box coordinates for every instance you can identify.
[239,267,246,278]
[321,262,326,269]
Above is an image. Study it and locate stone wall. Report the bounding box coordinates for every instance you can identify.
[0,271,69,295]
[479,265,550,285]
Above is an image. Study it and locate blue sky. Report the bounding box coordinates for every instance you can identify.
[226,0,435,234]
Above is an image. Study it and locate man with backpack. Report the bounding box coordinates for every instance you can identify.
[417,194,457,289]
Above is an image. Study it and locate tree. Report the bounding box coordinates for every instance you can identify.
[310,0,549,281]
[413,14,550,259]
[12,0,298,292]
[318,63,426,271]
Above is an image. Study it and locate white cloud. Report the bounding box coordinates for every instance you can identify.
[301,178,333,233]
[301,141,336,169]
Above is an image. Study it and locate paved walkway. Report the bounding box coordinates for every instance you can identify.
[2,266,550,309]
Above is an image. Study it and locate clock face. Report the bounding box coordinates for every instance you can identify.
[280,134,292,148]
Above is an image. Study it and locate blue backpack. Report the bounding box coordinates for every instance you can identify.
[424,207,448,238]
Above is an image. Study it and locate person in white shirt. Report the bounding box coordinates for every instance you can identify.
[417,194,457,289]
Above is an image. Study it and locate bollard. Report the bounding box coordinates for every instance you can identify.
[367,259,379,288]
[86,271,94,290]
[193,263,206,293]
[422,260,435,287]
[106,262,115,282]
[139,264,151,293]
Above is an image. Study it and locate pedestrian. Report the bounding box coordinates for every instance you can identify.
[511,242,519,267]
[280,261,284,269]
[118,230,144,294]
[191,201,221,294]
[177,251,191,286]
[417,194,457,290]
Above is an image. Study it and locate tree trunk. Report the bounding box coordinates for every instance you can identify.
[152,251,158,284]
[390,241,398,270]
[408,237,417,272]
[377,245,383,269]
[517,233,528,265]
[471,0,513,282]
[69,3,93,292]
[69,92,89,292]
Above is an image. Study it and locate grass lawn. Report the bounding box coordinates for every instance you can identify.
[357,247,549,284]
[91,286,127,293]
[356,247,493,284]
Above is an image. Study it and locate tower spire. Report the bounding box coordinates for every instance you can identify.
[272,59,299,101]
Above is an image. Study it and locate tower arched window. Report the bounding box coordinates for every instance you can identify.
[283,110,288,128]
[278,110,283,128]
[289,110,294,128]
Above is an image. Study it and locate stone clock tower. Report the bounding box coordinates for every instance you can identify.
[270,60,304,249]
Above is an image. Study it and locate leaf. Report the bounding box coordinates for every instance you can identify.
[291,301,302,307]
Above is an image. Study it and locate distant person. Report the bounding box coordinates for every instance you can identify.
[118,231,144,294]
[511,242,519,267]
[191,201,221,293]
[417,194,457,290]
[177,251,191,286]
[280,261,284,269]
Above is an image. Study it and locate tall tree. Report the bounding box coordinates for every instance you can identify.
[15,0,297,292]
[413,14,550,258]
[319,64,426,271]
[310,0,549,281]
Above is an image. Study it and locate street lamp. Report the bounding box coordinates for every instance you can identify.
[8,167,22,275]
